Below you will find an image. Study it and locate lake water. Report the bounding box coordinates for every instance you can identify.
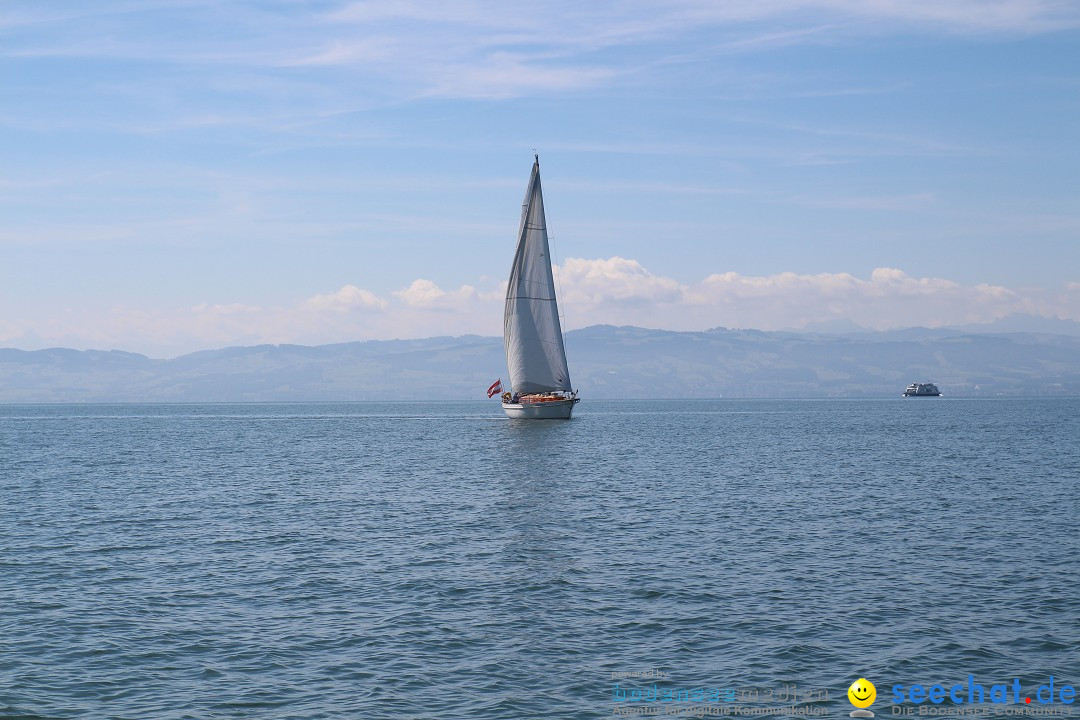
[1,399,1077,719]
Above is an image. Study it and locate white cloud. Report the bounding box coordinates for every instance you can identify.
[394,279,450,307]
[556,256,683,303]
[393,278,493,308]
[305,284,387,312]
[14,1,1070,85]
[293,1,1080,99]
[551,259,1070,332]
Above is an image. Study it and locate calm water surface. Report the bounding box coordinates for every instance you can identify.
[1,399,1077,719]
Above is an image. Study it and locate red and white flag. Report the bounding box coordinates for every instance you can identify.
[487,379,503,398]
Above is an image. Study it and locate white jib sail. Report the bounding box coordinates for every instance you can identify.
[504,159,573,395]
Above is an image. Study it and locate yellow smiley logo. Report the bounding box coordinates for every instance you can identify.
[848,678,876,709]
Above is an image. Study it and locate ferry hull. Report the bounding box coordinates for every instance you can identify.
[502,398,578,419]
[904,382,941,397]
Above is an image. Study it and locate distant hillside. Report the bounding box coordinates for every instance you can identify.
[2,325,1079,402]
[945,314,1080,337]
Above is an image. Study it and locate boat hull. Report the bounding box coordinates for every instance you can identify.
[502,398,579,419]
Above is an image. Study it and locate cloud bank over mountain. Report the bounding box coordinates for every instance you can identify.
[2,259,1076,358]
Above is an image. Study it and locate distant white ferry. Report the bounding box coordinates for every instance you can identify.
[903,382,941,397]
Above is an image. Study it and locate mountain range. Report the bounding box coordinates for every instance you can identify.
[3,321,1079,402]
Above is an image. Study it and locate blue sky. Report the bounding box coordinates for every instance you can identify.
[2,0,1079,356]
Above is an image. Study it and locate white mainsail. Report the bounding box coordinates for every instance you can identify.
[503,157,573,395]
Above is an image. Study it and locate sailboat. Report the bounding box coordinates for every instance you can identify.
[501,156,580,419]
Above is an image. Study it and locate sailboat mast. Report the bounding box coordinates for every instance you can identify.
[503,155,573,395]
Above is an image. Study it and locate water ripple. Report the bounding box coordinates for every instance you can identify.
[0,399,1077,718]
